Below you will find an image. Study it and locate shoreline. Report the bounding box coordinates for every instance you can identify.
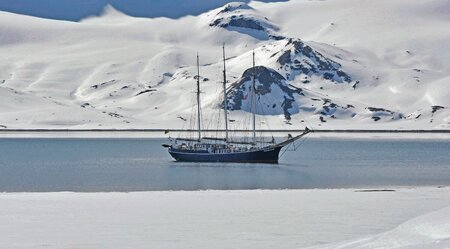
[1,130,449,139]
[1,185,447,194]
[1,128,449,133]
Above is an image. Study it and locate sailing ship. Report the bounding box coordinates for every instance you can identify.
[164,45,310,163]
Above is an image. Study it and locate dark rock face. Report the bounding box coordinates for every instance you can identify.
[135,89,156,96]
[368,107,393,113]
[274,39,352,83]
[277,50,291,65]
[367,107,404,121]
[217,2,251,14]
[224,66,301,120]
[431,105,444,114]
[209,2,282,40]
[81,102,90,108]
[372,116,381,121]
[316,98,356,119]
[211,16,265,30]
[90,80,116,89]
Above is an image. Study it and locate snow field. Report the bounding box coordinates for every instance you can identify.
[1,187,450,249]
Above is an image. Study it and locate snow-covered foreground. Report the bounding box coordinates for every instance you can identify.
[310,206,450,249]
[1,187,450,249]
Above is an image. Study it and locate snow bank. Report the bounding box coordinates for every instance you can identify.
[1,187,450,249]
[309,206,450,249]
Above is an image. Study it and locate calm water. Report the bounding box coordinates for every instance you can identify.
[0,137,449,191]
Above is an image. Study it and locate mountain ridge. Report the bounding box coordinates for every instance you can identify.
[0,0,448,130]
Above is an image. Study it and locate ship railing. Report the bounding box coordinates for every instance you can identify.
[175,138,201,142]
[201,137,227,141]
[199,137,275,145]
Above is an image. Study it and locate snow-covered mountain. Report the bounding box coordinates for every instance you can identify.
[226,66,300,120]
[0,0,449,129]
[209,2,284,40]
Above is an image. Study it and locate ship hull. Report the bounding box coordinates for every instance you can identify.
[168,146,282,163]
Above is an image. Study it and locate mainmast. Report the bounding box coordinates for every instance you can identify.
[196,53,202,141]
[252,50,256,145]
[222,44,229,142]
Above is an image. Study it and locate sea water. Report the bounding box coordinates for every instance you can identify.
[0,136,449,191]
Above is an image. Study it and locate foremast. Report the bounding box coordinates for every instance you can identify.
[252,50,256,145]
[222,44,229,142]
[196,53,202,141]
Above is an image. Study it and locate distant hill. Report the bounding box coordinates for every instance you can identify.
[0,0,287,21]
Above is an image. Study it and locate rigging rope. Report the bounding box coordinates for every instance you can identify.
[279,132,311,159]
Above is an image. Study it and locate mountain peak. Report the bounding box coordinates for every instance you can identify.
[209,2,283,40]
[81,4,129,23]
[218,2,252,14]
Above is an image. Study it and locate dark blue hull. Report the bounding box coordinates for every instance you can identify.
[169,146,282,163]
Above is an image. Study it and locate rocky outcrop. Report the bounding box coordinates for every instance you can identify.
[272,38,351,82]
[209,2,283,40]
[367,107,404,121]
[225,66,301,120]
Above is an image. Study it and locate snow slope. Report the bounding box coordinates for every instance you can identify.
[0,0,449,129]
[310,206,450,249]
[1,187,449,249]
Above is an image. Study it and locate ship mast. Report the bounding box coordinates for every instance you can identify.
[222,44,229,142]
[252,50,256,145]
[196,53,202,141]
